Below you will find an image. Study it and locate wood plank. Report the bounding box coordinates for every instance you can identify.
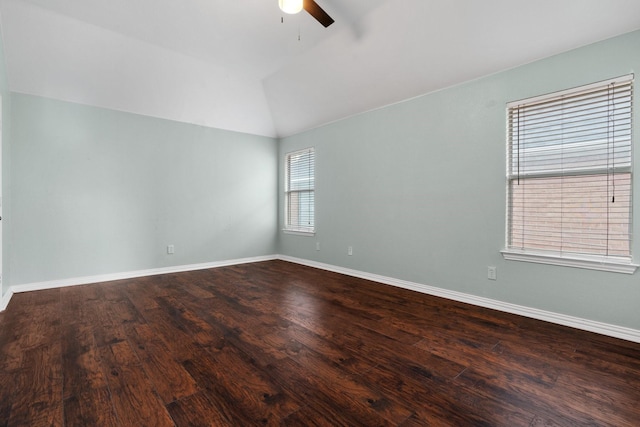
[60,286,121,426]
[5,288,64,427]
[125,323,199,404]
[89,298,131,348]
[8,344,64,427]
[182,343,302,424]
[153,295,228,352]
[165,391,236,426]
[136,306,209,362]
[63,389,120,427]
[264,356,413,426]
[98,340,175,427]
[0,371,15,425]
[1,260,640,426]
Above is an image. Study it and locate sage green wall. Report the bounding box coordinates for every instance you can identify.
[10,94,277,285]
[279,30,640,330]
[0,26,11,298]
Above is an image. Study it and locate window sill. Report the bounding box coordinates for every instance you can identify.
[501,249,638,274]
[283,229,315,237]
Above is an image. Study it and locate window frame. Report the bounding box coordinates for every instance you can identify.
[283,147,315,236]
[501,75,638,274]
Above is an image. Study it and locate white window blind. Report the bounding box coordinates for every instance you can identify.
[506,75,634,262]
[285,148,315,233]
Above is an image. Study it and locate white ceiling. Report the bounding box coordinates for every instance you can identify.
[1,0,640,138]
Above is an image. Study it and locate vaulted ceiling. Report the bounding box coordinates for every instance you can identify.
[1,0,640,138]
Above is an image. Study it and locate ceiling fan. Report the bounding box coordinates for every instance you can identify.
[279,0,335,27]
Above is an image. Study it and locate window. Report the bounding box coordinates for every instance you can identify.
[503,75,637,273]
[284,147,315,234]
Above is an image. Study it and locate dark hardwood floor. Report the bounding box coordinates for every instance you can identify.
[1,260,640,426]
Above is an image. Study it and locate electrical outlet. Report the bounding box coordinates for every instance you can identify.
[316,242,321,251]
[348,246,353,256]
[167,244,175,254]
[487,266,497,280]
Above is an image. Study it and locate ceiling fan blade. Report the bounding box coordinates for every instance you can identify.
[303,0,335,27]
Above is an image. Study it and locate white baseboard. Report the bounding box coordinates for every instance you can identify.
[0,288,13,311]
[277,255,640,344]
[0,255,278,311]
[2,253,639,344]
